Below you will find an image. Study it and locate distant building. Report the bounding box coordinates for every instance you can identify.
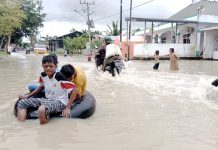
[133,0,218,59]
[49,31,82,51]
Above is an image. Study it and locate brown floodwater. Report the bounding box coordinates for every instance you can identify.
[0,54,218,150]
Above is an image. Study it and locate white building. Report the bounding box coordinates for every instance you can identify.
[132,0,218,59]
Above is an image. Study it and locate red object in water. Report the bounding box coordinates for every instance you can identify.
[88,52,92,61]
[88,56,91,61]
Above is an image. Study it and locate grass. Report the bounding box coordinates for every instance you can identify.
[0,50,7,57]
[50,48,65,55]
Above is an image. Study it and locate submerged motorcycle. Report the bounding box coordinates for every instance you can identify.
[95,44,125,76]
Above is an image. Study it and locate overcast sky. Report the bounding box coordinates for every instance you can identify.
[39,0,198,37]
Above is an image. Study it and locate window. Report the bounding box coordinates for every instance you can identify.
[154,34,159,43]
[183,34,190,44]
[172,36,176,43]
[161,37,166,43]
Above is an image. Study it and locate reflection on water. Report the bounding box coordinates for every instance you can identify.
[0,55,218,150]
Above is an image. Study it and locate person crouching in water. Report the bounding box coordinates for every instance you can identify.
[17,54,78,124]
[60,64,87,101]
[153,50,160,70]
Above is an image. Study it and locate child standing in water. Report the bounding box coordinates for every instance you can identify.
[167,48,179,71]
[153,50,160,70]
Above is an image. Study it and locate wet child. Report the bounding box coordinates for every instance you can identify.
[17,54,78,124]
[153,50,160,70]
[167,48,179,71]
[60,64,87,100]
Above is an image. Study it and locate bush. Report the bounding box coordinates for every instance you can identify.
[50,50,64,55]
[0,50,7,56]
[63,36,88,55]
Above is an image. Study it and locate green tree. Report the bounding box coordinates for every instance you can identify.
[93,30,102,35]
[92,40,102,49]
[82,29,87,34]
[63,37,72,52]
[42,34,52,44]
[20,0,46,48]
[64,36,87,55]
[105,21,119,36]
[81,33,89,39]
[0,0,25,50]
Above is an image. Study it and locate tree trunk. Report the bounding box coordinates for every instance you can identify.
[4,35,11,52]
[0,36,4,50]
[30,33,36,48]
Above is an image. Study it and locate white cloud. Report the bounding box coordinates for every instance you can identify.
[39,21,110,37]
[40,0,195,36]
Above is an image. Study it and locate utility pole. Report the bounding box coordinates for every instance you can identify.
[196,5,204,57]
[120,0,123,43]
[129,0,133,40]
[80,1,95,54]
[128,0,133,61]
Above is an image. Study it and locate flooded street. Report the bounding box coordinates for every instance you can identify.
[0,55,218,150]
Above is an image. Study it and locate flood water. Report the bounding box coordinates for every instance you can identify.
[0,54,218,150]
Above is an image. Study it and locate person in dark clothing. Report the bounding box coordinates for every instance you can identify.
[95,37,111,69]
[153,50,160,70]
[96,45,106,67]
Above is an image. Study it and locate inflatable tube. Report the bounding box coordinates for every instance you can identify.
[211,79,218,87]
[14,84,96,119]
[14,91,96,119]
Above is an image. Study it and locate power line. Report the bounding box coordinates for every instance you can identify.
[79,1,95,51]
[94,0,155,21]
[120,0,123,42]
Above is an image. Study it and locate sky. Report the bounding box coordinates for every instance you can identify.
[39,0,198,37]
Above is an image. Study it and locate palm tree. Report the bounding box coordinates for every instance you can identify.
[105,21,119,36]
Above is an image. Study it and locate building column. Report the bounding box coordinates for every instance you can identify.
[171,22,173,43]
[175,23,178,43]
[151,22,154,43]
[144,21,146,43]
[158,35,161,43]
[126,20,129,61]
[196,24,201,57]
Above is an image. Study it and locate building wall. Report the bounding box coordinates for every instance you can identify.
[178,28,197,44]
[154,24,197,44]
[160,31,172,43]
[133,43,196,57]
[121,42,135,60]
[204,29,218,58]
[120,41,144,59]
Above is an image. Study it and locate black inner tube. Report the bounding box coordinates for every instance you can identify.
[14,91,96,119]
[211,79,218,87]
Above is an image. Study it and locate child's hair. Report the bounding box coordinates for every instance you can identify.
[169,48,174,53]
[155,50,159,55]
[60,64,75,79]
[50,53,58,63]
[42,54,58,65]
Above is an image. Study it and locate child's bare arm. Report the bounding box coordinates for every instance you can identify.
[175,54,180,60]
[19,85,44,99]
[62,88,78,118]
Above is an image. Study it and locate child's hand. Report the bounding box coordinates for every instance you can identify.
[18,94,29,99]
[62,108,71,118]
